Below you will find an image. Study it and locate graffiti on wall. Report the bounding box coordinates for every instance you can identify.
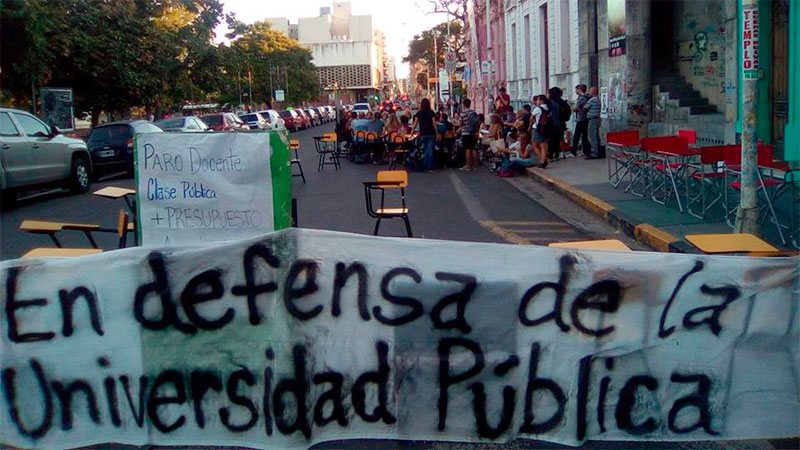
[606,73,626,121]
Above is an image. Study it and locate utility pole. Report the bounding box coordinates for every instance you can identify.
[735,0,760,233]
[269,64,274,106]
[284,66,289,103]
[433,28,438,106]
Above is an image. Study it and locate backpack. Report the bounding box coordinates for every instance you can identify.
[464,111,481,134]
[536,106,553,137]
[556,99,571,125]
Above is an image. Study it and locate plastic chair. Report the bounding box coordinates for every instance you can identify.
[314,136,341,171]
[363,170,412,237]
[289,139,306,183]
[22,210,129,259]
[387,134,409,170]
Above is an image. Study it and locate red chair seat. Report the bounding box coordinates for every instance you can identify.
[654,162,685,171]
[691,172,725,180]
[729,178,781,190]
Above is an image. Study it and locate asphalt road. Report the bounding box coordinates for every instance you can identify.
[0,122,604,260]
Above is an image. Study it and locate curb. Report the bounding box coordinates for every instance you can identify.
[525,167,695,253]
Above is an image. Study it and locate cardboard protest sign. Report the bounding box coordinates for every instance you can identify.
[1,229,798,449]
[136,132,291,246]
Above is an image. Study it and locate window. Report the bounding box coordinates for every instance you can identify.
[524,15,531,78]
[89,125,131,146]
[13,113,49,137]
[560,0,571,72]
[187,119,199,130]
[0,113,19,136]
[511,23,518,80]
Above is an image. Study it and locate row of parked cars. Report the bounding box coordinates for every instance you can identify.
[0,105,336,202]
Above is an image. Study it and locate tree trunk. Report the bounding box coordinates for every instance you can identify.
[91,109,100,128]
[734,0,761,234]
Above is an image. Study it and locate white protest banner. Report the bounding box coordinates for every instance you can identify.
[1,229,798,449]
[136,132,274,246]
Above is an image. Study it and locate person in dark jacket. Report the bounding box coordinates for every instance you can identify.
[546,87,569,161]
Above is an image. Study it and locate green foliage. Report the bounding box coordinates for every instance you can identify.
[223,18,319,106]
[0,1,319,122]
[403,21,464,90]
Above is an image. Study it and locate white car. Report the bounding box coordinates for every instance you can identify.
[155,116,210,132]
[323,106,337,121]
[258,110,286,131]
[352,103,371,117]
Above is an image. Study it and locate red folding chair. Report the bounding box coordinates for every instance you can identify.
[606,130,641,189]
[723,144,787,244]
[686,145,731,219]
[642,136,692,211]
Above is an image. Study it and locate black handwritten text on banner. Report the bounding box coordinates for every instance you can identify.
[1,229,798,448]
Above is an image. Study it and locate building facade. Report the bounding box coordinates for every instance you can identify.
[503,0,580,110]
[489,0,797,164]
[464,0,507,115]
[268,2,385,105]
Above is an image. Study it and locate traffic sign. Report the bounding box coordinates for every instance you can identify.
[445,51,457,72]
[275,90,285,102]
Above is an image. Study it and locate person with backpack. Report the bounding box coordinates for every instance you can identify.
[531,95,551,168]
[547,87,571,161]
[458,98,481,171]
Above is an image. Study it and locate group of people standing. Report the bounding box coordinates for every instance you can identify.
[481,83,603,176]
[571,84,602,160]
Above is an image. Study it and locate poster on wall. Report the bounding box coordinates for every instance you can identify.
[742,7,759,80]
[600,87,609,118]
[40,87,75,131]
[607,0,626,57]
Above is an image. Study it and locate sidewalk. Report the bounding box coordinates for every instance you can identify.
[523,155,792,253]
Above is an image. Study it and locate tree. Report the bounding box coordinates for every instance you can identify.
[403,21,464,90]
[426,0,467,22]
[224,18,320,106]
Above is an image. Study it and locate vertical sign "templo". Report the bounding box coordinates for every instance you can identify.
[742,8,759,80]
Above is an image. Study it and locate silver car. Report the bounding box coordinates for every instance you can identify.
[0,107,92,201]
[155,116,210,132]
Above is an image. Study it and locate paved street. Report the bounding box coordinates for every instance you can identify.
[1,123,633,260]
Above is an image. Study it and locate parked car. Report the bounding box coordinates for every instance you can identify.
[353,103,371,117]
[238,112,269,130]
[0,107,93,200]
[257,110,286,131]
[318,106,330,122]
[278,110,301,132]
[155,116,209,132]
[305,108,322,127]
[200,112,248,131]
[325,105,338,121]
[294,109,312,129]
[87,120,163,174]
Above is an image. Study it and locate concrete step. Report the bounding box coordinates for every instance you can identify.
[678,97,709,107]
[690,105,718,115]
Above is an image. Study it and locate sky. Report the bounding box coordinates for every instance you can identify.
[216,0,447,78]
